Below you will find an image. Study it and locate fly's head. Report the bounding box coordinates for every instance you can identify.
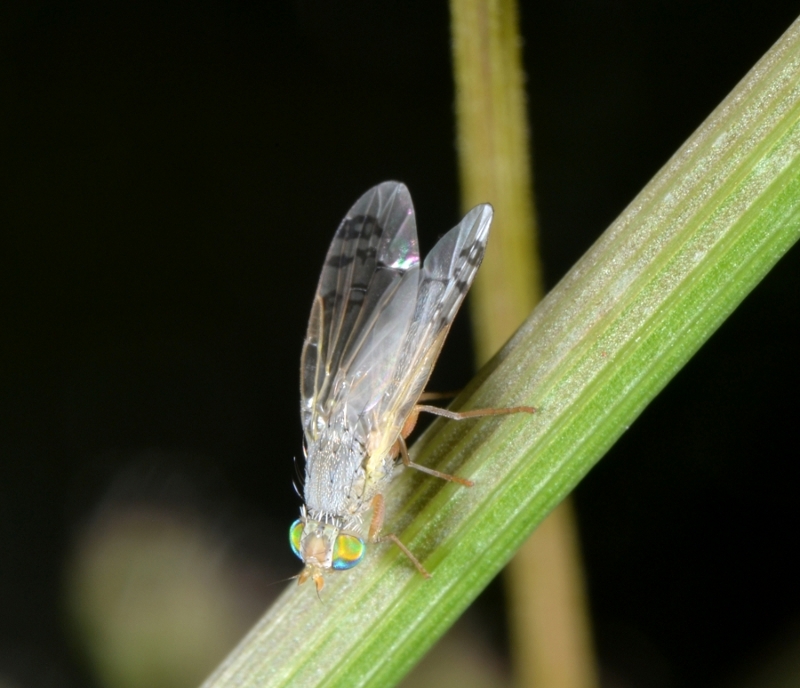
[289,514,366,591]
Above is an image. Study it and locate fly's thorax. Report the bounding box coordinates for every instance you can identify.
[304,422,368,516]
[289,512,366,581]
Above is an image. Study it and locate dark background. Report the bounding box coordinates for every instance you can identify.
[2,2,799,687]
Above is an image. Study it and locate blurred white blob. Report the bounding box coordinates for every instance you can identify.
[65,496,278,688]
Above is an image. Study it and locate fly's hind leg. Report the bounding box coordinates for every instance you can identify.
[413,403,536,422]
[369,494,431,578]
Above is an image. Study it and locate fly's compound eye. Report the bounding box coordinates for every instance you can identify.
[331,533,366,570]
[289,520,304,560]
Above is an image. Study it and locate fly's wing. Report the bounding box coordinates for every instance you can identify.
[300,182,421,442]
[352,203,493,468]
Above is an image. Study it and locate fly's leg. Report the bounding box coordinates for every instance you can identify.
[394,402,535,486]
[414,403,536,422]
[369,494,431,579]
[396,434,474,487]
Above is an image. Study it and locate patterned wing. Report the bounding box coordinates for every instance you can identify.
[300,182,421,442]
[350,203,494,468]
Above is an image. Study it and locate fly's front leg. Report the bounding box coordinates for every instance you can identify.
[369,494,431,578]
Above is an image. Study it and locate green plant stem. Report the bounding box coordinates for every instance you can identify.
[201,15,800,688]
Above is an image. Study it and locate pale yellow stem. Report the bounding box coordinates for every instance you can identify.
[450,1,599,687]
[451,0,541,355]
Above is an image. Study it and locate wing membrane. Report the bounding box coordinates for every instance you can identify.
[357,203,493,466]
[301,182,420,441]
[301,183,493,471]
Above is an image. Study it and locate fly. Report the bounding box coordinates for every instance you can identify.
[289,181,533,591]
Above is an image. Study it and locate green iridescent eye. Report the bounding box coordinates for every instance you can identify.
[289,520,304,559]
[331,533,365,570]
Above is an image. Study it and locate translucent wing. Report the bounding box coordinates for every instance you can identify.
[300,182,421,442]
[350,203,493,468]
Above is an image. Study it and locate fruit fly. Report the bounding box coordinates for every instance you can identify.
[289,181,533,591]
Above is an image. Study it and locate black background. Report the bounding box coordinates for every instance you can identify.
[1,2,799,687]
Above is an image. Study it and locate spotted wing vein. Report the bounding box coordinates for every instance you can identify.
[300,182,420,443]
[354,203,493,469]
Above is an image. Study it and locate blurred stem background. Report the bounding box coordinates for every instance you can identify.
[451,1,598,687]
